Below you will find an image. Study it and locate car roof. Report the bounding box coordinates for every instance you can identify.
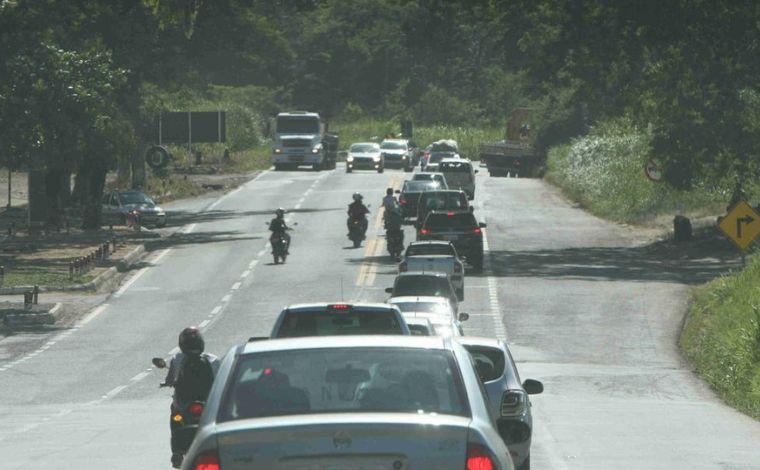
[382,138,408,144]
[282,302,399,312]
[440,158,471,164]
[241,335,449,355]
[408,240,455,247]
[389,295,452,304]
[415,172,444,176]
[350,142,380,148]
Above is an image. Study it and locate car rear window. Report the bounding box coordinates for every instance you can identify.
[429,152,455,163]
[394,276,450,297]
[440,161,471,172]
[391,302,452,317]
[406,243,456,257]
[465,346,506,382]
[219,348,470,421]
[275,309,403,337]
[407,324,431,336]
[403,181,438,192]
[420,193,468,212]
[424,212,477,229]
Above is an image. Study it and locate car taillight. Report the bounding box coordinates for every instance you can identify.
[399,197,407,205]
[466,442,495,470]
[420,228,430,235]
[472,227,482,234]
[193,450,220,470]
[399,261,408,272]
[453,264,462,273]
[500,390,528,417]
[189,403,204,416]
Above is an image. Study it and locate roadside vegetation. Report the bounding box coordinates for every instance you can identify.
[681,255,760,419]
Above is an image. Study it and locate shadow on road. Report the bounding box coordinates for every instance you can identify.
[164,207,343,227]
[144,230,261,252]
[482,229,743,284]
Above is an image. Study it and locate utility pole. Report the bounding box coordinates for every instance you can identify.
[7,166,11,209]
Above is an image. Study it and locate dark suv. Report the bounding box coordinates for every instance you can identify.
[416,190,470,226]
[418,210,486,272]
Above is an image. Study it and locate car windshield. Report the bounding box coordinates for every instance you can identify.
[277,117,319,134]
[394,276,450,297]
[424,213,477,229]
[392,302,452,316]
[219,348,469,420]
[350,144,379,153]
[119,192,154,205]
[406,243,456,256]
[403,181,438,193]
[440,161,471,172]
[275,309,403,337]
[413,173,435,181]
[381,141,406,150]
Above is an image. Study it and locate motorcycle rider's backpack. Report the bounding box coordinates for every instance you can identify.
[175,355,214,403]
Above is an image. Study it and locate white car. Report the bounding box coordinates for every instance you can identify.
[439,158,478,200]
[346,142,383,173]
[389,296,469,337]
[183,336,515,470]
[400,241,465,300]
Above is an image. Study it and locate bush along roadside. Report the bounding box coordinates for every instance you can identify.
[680,253,760,419]
[545,119,729,225]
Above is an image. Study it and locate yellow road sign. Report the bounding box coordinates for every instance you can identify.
[718,200,760,251]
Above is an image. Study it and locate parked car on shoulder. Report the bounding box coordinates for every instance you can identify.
[101,190,166,228]
[182,336,516,470]
[346,142,384,173]
[439,158,478,199]
[458,336,544,470]
[270,303,410,338]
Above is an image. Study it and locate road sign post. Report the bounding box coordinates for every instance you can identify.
[718,200,760,265]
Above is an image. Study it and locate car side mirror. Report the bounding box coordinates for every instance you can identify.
[394,190,401,194]
[479,222,487,228]
[522,379,544,395]
[458,312,469,322]
[385,287,394,294]
[474,169,479,173]
[152,357,167,369]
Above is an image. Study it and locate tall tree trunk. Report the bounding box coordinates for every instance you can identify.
[79,162,107,230]
[44,168,62,228]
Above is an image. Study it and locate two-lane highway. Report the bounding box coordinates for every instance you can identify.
[0,165,758,469]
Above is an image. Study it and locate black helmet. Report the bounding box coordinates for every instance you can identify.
[178,326,204,355]
[275,208,285,217]
[352,192,363,201]
[386,188,393,196]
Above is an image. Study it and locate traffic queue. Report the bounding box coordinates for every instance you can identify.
[157,137,543,470]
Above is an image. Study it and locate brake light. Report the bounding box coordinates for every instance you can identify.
[329,304,351,310]
[472,227,482,234]
[193,450,220,470]
[447,211,455,216]
[420,228,430,235]
[453,264,462,273]
[399,261,408,272]
[189,403,204,416]
[466,442,495,470]
[399,197,407,205]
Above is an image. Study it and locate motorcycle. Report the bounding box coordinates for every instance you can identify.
[348,217,367,248]
[386,228,404,259]
[271,232,290,264]
[152,357,206,469]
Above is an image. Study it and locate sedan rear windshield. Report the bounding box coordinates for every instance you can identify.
[275,310,403,337]
[403,181,439,193]
[392,302,452,316]
[420,193,468,211]
[429,152,456,163]
[440,161,471,172]
[424,213,477,229]
[219,348,469,420]
[394,276,450,297]
[406,244,456,257]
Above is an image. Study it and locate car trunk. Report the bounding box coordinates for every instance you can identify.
[216,413,470,469]
[408,255,455,272]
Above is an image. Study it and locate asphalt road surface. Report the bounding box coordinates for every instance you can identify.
[1,165,759,469]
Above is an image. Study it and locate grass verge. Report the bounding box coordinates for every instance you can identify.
[545,119,731,225]
[680,254,760,419]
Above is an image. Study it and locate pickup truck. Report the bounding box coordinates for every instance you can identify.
[398,241,464,300]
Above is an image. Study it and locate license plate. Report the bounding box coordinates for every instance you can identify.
[443,235,459,241]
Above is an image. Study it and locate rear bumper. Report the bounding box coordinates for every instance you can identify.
[384,155,409,167]
[273,153,323,164]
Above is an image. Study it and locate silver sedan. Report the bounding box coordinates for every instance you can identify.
[182,335,514,470]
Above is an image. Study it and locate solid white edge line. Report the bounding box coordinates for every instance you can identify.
[210,306,222,315]
[79,304,109,326]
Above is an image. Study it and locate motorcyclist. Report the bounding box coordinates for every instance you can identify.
[163,327,220,468]
[382,188,397,211]
[384,204,405,252]
[269,208,291,253]
[347,192,369,237]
